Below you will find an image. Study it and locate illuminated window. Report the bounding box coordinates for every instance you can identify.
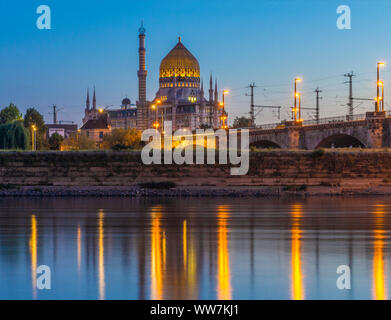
[188,96,197,103]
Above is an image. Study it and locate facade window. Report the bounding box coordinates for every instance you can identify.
[99,132,104,139]
[86,131,89,137]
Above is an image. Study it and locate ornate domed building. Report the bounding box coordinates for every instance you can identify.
[136,25,226,131]
[82,23,227,133]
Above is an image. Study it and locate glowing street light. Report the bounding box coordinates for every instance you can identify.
[293,78,302,123]
[221,90,229,129]
[31,125,37,151]
[152,121,160,129]
[377,62,386,112]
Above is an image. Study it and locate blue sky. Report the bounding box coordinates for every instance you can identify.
[1,0,391,125]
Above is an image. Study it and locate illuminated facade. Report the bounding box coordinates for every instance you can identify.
[138,24,227,131]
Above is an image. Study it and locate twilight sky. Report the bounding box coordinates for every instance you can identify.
[1,0,391,126]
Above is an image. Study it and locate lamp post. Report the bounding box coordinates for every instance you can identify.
[378,81,385,112]
[221,90,229,129]
[151,104,159,129]
[31,125,37,151]
[293,78,302,123]
[377,62,385,112]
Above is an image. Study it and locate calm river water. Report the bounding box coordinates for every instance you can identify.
[0,197,390,300]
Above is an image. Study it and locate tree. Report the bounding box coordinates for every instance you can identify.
[23,108,47,150]
[48,132,64,150]
[62,132,96,150]
[0,103,22,124]
[232,116,252,128]
[101,128,141,150]
[0,121,29,150]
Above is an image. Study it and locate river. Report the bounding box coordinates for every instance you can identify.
[0,197,389,300]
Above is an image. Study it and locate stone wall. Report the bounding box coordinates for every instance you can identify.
[1,150,391,187]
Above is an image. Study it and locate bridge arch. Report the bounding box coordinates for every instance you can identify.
[250,140,281,149]
[315,134,366,149]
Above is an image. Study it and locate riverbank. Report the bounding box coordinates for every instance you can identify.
[2,185,391,197]
[2,150,391,197]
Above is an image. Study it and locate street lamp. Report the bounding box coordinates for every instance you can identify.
[222,90,229,107]
[378,81,385,112]
[377,62,385,112]
[221,90,229,128]
[31,125,37,151]
[293,78,302,123]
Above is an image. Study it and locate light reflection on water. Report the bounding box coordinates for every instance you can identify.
[0,197,391,300]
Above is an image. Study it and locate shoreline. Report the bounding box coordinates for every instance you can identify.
[1,185,391,197]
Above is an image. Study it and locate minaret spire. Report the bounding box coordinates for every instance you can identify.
[86,88,90,111]
[136,21,149,130]
[138,21,147,103]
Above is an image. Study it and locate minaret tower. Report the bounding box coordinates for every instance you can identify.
[137,21,149,130]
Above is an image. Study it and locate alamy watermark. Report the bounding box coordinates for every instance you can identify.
[36,265,51,290]
[336,5,351,30]
[336,265,351,290]
[36,5,51,30]
[141,121,249,176]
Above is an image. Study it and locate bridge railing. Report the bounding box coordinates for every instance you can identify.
[246,113,367,130]
[303,113,366,126]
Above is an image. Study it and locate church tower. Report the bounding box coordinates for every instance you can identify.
[137,21,149,130]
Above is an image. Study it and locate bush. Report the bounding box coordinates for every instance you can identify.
[310,148,325,158]
[101,128,141,150]
[48,132,64,150]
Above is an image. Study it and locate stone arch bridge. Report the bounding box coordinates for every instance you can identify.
[248,112,391,149]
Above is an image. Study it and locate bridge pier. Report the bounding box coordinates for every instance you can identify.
[285,121,301,149]
[365,111,386,148]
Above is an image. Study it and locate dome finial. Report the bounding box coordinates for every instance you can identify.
[178,35,181,43]
[139,20,146,35]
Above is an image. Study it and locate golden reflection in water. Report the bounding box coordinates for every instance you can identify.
[291,203,304,300]
[217,205,232,300]
[77,225,81,273]
[98,210,105,300]
[183,219,187,268]
[29,215,37,299]
[151,205,165,300]
[373,204,387,300]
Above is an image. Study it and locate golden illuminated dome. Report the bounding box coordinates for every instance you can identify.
[159,37,200,89]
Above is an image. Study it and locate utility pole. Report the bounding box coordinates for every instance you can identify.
[246,83,281,127]
[344,72,355,119]
[247,83,256,127]
[49,105,63,124]
[314,88,322,124]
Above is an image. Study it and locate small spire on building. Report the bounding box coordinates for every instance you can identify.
[86,88,90,111]
[214,79,218,102]
[93,86,96,110]
[209,73,214,103]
